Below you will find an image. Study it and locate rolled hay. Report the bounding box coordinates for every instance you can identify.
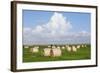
[44,47,62,57]
[52,48,62,57]
[57,46,60,49]
[77,45,80,49]
[62,46,65,49]
[48,45,51,47]
[36,46,39,48]
[31,46,39,53]
[82,45,84,47]
[43,48,51,56]
[72,46,77,52]
[66,46,71,52]
[85,45,87,47]
[66,45,69,48]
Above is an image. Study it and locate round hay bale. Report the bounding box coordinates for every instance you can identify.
[77,45,80,49]
[82,45,84,47]
[48,45,51,47]
[72,46,77,52]
[31,47,39,53]
[62,46,65,49]
[52,45,56,49]
[67,46,71,52]
[52,48,62,57]
[57,46,60,49]
[43,48,51,56]
[66,45,69,47]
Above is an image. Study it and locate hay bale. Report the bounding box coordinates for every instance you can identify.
[43,48,51,56]
[52,48,62,57]
[44,47,62,57]
[57,46,60,49]
[31,46,39,53]
[36,46,39,48]
[82,45,84,47]
[67,46,71,52]
[77,45,80,49]
[72,46,77,52]
[62,46,65,49]
[48,45,51,47]
[66,45,69,48]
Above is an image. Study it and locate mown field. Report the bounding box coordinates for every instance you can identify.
[23,45,91,63]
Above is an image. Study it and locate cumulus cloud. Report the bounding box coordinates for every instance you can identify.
[23,12,90,45]
[32,12,72,36]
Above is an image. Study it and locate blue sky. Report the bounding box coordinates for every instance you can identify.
[22,10,91,45]
[23,10,91,32]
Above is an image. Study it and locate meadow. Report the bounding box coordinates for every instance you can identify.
[23,44,91,63]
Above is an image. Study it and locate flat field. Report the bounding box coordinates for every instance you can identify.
[23,45,91,63]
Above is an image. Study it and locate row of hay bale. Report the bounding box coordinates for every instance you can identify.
[30,46,39,53]
[24,44,87,57]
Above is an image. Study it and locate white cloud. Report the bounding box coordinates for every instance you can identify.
[45,12,72,35]
[23,12,90,45]
[74,30,90,37]
[32,12,72,36]
[79,31,90,36]
[23,27,31,33]
[32,25,44,34]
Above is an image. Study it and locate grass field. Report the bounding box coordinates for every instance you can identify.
[23,45,91,63]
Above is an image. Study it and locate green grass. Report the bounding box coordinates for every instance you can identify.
[23,45,91,63]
